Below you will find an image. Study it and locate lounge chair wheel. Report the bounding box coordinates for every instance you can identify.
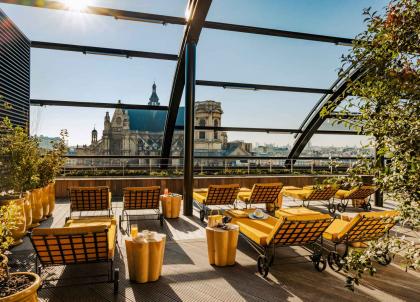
[257,255,269,277]
[376,252,392,266]
[327,251,343,272]
[113,268,119,294]
[337,203,346,213]
[327,204,336,214]
[199,210,205,222]
[312,254,327,272]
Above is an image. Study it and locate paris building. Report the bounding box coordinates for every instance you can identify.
[74,83,252,167]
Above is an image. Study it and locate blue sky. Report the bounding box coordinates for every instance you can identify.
[0,0,388,147]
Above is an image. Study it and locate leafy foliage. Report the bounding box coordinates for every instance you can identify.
[0,117,68,193]
[322,0,419,289]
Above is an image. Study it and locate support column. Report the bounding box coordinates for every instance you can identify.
[374,149,385,207]
[183,42,196,216]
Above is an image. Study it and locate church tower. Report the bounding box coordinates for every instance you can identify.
[148,82,160,106]
[91,126,98,144]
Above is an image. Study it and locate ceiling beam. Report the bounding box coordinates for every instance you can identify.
[31,41,178,61]
[196,80,332,94]
[0,1,352,45]
[30,99,168,111]
[174,125,358,135]
[160,0,213,162]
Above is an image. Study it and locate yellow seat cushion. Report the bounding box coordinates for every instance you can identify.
[232,216,279,246]
[275,207,320,218]
[193,192,207,203]
[282,189,312,200]
[335,189,350,199]
[64,217,117,258]
[323,219,350,241]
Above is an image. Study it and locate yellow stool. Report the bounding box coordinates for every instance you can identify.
[160,194,182,218]
[206,223,239,266]
[125,234,166,283]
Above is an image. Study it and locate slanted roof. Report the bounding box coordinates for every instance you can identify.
[127,107,184,132]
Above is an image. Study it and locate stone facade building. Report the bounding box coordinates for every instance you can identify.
[75,83,252,167]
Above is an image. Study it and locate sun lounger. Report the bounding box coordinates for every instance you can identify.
[323,210,398,271]
[282,185,338,214]
[226,208,333,277]
[237,183,283,210]
[335,185,377,212]
[193,184,240,221]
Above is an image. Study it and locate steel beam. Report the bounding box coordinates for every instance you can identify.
[173,125,358,135]
[196,80,331,94]
[31,41,178,61]
[0,1,352,45]
[183,42,196,216]
[161,0,212,167]
[30,99,168,111]
[287,67,365,162]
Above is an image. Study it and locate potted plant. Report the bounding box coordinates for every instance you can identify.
[0,202,41,301]
[0,118,67,225]
[0,118,42,228]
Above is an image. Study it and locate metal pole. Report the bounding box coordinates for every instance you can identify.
[183,42,196,216]
[374,148,385,207]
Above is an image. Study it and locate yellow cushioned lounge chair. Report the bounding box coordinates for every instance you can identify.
[335,185,377,213]
[237,183,283,210]
[282,185,339,214]
[323,210,398,271]
[120,186,162,232]
[193,184,240,221]
[30,217,119,293]
[227,209,333,277]
[68,186,112,218]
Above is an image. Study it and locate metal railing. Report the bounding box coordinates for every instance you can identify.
[61,155,372,177]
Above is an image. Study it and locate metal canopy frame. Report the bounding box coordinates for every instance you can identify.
[0,0,358,161]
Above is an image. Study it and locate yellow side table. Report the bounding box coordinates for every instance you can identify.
[160,194,182,218]
[206,223,239,266]
[125,234,166,283]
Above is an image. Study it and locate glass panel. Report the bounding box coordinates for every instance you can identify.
[31,49,177,106]
[208,0,389,38]
[300,134,373,158]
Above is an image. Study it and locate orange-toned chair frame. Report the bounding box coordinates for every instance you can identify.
[325,214,397,271]
[30,227,119,293]
[194,184,240,221]
[337,186,377,212]
[295,186,339,214]
[120,186,162,231]
[240,216,334,276]
[245,183,283,209]
[68,186,112,218]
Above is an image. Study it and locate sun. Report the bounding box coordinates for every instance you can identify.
[63,0,90,12]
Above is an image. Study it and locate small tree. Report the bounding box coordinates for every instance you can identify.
[0,118,40,195]
[322,0,419,289]
[37,129,68,187]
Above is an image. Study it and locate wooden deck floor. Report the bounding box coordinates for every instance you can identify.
[8,197,420,302]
